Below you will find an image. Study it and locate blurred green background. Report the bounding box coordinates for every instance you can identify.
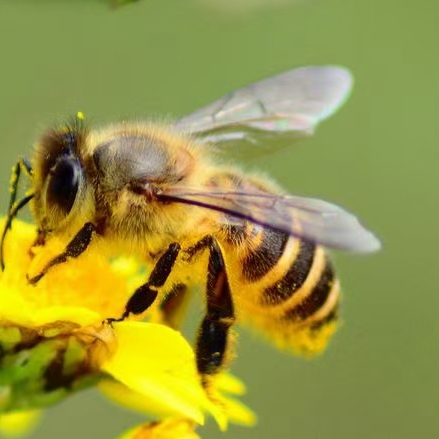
[0,0,437,438]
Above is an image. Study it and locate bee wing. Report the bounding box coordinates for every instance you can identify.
[158,188,380,253]
[175,66,353,153]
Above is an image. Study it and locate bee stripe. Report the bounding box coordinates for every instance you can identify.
[242,228,289,282]
[262,240,316,305]
[283,258,334,321]
[308,278,339,323]
[310,301,339,330]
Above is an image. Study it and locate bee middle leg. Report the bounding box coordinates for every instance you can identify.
[111,242,181,322]
[186,236,235,383]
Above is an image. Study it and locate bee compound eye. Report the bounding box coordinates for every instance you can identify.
[47,157,82,215]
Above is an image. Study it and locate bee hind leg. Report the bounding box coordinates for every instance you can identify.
[188,236,235,385]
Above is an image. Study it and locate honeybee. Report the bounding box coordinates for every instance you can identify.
[1,66,380,382]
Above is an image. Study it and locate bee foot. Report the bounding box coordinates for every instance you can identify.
[26,272,44,285]
[104,313,128,326]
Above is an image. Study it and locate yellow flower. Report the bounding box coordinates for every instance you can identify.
[0,218,255,438]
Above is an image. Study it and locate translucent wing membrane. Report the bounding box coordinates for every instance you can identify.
[158,188,381,253]
[169,66,378,251]
[175,66,353,153]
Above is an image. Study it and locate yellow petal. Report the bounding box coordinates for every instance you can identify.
[217,395,257,427]
[203,373,256,430]
[99,321,211,425]
[214,373,247,396]
[0,410,41,438]
[118,418,200,439]
[99,379,179,419]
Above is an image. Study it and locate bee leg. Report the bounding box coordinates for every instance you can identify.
[112,243,181,322]
[27,222,96,284]
[159,283,190,329]
[0,157,34,271]
[190,236,235,382]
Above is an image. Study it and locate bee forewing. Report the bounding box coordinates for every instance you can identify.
[175,66,353,150]
[159,189,380,253]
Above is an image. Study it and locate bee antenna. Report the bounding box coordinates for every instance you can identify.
[1,158,34,271]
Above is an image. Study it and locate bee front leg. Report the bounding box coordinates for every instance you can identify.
[28,222,97,284]
[188,236,235,384]
[111,243,181,322]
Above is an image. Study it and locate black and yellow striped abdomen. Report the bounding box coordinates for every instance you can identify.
[220,222,340,356]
